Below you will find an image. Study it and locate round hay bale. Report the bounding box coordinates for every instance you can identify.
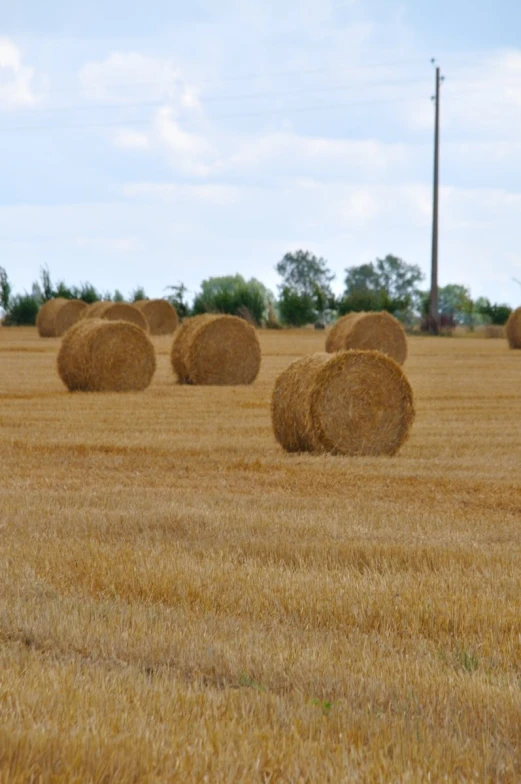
[82,301,148,332]
[134,299,179,335]
[505,308,521,348]
[57,319,156,392]
[37,298,87,338]
[271,350,415,456]
[325,311,407,364]
[81,301,109,319]
[171,314,261,385]
[325,312,360,353]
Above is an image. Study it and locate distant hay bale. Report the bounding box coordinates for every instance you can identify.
[81,301,109,319]
[134,299,179,335]
[325,312,359,353]
[271,350,415,456]
[36,298,87,337]
[82,301,148,332]
[505,308,521,348]
[171,314,261,385]
[57,319,156,392]
[325,311,407,364]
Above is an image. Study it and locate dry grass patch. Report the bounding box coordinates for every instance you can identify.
[1,327,521,781]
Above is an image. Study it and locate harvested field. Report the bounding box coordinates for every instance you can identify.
[1,326,521,782]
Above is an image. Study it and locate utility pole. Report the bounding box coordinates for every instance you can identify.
[429,60,444,333]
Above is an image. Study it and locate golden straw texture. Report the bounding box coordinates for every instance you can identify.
[82,302,148,332]
[134,300,179,335]
[57,319,156,392]
[171,314,261,385]
[37,299,87,337]
[272,350,415,456]
[326,311,407,364]
[505,307,521,348]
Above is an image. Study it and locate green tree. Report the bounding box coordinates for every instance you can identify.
[192,275,271,326]
[0,266,11,312]
[475,297,512,326]
[419,285,477,327]
[40,266,54,301]
[75,282,101,304]
[4,293,40,325]
[278,287,316,327]
[165,283,191,320]
[340,254,423,321]
[130,286,147,302]
[438,284,474,326]
[275,250,335,326]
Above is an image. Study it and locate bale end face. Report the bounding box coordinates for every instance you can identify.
[325,311,407,365]
[58,318,156,392]
[134,299,179,335]
[36,298,67,337]
[171,314,261,385]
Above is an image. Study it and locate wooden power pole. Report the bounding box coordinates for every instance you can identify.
[429,61,443,333]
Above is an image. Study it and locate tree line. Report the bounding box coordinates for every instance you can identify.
[0,252,513,329]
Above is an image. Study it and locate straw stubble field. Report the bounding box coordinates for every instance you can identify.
[1,326,521,782]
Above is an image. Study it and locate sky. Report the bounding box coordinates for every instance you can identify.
[1,0,521,305]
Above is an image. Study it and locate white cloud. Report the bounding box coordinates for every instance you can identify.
[78,51,202,112]
[0,37,43,110]
[113,129,150,150]
[76,235,143,253]
[408,49,521,138]
[2,180,521,306]
[123,182,241,206]
[340,189,379,224]
[153,106,214,176]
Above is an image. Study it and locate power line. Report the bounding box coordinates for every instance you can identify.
[0,94,433,133]
[14,77,428,116]
[33,56,435,97]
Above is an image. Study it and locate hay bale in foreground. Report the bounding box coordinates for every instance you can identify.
[134,299,179,335]
[57,319,156,392]
[271,350,414,456]
[505,308,521,348]
[171,314,261,385]
[82,301,148,332]
[37,298,87,337]
[325,311,407,365]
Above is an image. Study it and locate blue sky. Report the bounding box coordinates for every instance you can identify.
[1,0,521,305]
